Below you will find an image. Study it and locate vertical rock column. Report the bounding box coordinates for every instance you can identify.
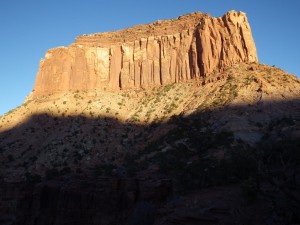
[197,11,257,75]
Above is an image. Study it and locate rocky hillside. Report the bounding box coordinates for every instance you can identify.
[0,10,300,225]
[1,62,299,180]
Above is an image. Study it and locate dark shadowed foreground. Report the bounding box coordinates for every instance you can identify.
[1,99,300,225]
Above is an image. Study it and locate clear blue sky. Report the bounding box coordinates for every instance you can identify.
[1,0,299,116]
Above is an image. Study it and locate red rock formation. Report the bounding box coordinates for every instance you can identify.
[32,11,258,97]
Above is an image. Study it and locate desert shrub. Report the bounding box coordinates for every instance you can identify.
[214,147,259,184]
[258,137,300,189]
[174,158,217,192]
[256,137,300,223]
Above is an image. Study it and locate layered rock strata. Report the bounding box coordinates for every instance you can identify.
[32,11,257,97]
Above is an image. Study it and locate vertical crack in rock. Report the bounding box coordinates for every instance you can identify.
[195,27,205,77]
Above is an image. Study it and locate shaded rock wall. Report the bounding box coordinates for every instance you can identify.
[0,176,172,225]
[32,11,257,97]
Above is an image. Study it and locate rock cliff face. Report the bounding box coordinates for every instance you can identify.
[0,176,172,225]
[33,10,258,97]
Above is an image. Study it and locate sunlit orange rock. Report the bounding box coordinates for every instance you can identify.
[32,10,258,97]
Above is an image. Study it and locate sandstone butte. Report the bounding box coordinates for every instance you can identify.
[32,10,258,98]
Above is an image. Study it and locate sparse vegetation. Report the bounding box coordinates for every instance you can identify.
[0,63,299,224]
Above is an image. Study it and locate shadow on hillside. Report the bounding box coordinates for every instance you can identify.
[0,98,300,225]
[0,98,299,178]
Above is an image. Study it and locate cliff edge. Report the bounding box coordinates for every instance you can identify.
[32,10,258,97]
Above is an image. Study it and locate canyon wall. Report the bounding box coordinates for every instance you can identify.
[32,11,257,97]
[0,176,172,225]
